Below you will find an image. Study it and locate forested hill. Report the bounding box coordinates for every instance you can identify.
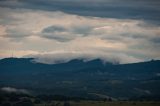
[0,58,160,100]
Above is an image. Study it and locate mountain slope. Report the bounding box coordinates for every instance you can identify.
[0,58,160,100]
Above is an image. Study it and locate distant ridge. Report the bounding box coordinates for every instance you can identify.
[1,57,159,65]
[0,57,160,100]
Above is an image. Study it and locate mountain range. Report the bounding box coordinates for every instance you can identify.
[0,58,160,100]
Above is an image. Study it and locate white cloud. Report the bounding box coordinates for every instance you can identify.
[0,7,160,63]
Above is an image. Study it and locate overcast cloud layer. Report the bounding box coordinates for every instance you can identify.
[0,0,160,64]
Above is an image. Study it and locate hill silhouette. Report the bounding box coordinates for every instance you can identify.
[0,58,160,100]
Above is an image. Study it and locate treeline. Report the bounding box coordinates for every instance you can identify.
[1,91,160,106]
[129,95,160,101]
[0,91,34,106]
[0,91,115,106]
[37,94,86,101]
[0,91,79,106]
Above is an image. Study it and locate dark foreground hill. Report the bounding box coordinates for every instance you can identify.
[0,58,160,100]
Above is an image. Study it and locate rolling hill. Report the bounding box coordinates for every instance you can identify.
[0,58,160,100]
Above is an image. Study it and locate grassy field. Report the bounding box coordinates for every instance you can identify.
[35,101,160,106]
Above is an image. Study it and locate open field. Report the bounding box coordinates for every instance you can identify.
[35,101,160,106]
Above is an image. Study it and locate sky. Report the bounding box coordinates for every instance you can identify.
[0,0,160,64]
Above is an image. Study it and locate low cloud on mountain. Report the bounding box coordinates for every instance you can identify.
[1,87,30,94]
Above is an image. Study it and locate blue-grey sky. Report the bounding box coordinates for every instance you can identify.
[0,0,160,64]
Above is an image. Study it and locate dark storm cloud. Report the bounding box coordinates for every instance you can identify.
[42,25,67,33]
[0,0,160,25]
[71,25,93,36]
[41,25,93,42]
[41,25,74,42]
[150,37,160,44]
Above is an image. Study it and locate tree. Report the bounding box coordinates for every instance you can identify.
[1,102,11,106]
[13,98,34,106]
[63,102,70,106]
